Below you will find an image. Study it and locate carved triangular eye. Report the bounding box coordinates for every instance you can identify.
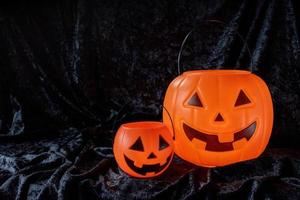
[130,137,144,151]
[188,93,203,107]
[235,90,251,107]
[159,135,169,150]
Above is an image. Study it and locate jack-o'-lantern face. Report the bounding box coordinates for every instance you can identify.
[113,122,174,178]
[163,70,273,167]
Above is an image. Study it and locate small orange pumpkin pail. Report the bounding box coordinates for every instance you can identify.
[113,121,174,178]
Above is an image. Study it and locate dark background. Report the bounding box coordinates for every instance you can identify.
[0,0,300,199]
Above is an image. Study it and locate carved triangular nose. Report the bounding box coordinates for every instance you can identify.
[214,113,224,122]
[147,152,157,159]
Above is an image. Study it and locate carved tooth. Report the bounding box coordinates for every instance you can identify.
[233,138,247,149]
[134,161,143,168]
[192,139,207,149]
[217,134,234,143]
[146,172,156,176]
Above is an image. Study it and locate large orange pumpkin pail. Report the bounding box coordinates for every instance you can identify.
[163,70,273,167]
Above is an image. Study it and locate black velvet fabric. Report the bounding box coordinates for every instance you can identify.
[0,0,300,199]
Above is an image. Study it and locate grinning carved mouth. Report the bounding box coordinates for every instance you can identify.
[124,154,172,176]
[183,122,256,152]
